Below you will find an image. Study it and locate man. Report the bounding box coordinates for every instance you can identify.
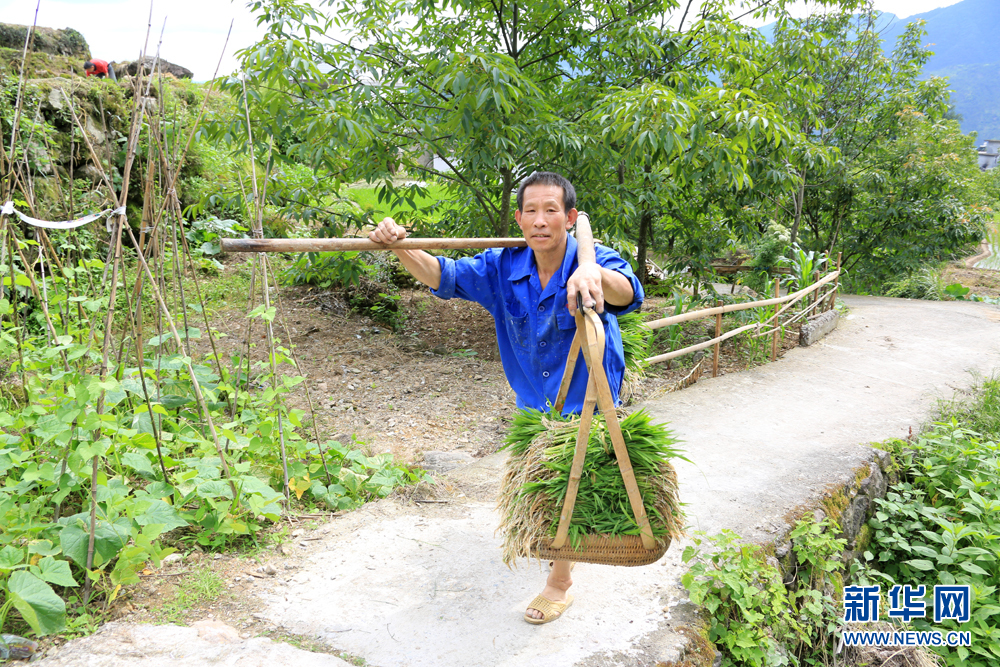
[83,59,114,80]
[369,171,644,624]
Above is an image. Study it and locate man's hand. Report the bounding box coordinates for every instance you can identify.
[567,263,605,314]
[369,217,407,245]
[369,217,443,290]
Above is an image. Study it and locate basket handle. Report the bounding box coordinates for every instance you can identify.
[550,305,656,551]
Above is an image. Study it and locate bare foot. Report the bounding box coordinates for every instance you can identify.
[525,561,573,620]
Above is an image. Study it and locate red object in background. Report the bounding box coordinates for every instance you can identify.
[85,59,109,77]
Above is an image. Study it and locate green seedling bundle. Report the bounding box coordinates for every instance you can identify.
[498,407,685,564]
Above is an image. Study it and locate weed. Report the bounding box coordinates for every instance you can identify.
[159,570,225,624]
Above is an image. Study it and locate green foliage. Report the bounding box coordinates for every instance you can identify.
[0,248,419,636]
[503,408,685,545]
[883,265,948,300]
[682,517,846,667]
[781,245,828,291]
[863,378,1000,666]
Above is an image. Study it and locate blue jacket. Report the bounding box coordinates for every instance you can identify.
[431,235,644,415]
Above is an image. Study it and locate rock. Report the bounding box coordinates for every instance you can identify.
[118,56,193,79]
[0,24,89,57]
[419,451,475,474]
[31,622,355,666]
[291,529,304,538]
[262,564,277,576]
[77,163,105,181]
[800,309,838,346]
[192,619,240,644]
[84,114,106,145]
[161,553,183,566]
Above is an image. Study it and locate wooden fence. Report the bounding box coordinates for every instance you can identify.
[644,258,842,377]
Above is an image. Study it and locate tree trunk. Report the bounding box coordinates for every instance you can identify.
[637,207,652,285]
[497,167,513,237]
[789,168,806,246]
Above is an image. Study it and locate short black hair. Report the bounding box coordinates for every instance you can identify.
[516,171,576,212]
[84,61,94,69]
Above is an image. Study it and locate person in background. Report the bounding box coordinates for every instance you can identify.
[83,59,116,80]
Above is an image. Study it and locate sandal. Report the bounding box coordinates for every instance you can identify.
[523,594,574,625]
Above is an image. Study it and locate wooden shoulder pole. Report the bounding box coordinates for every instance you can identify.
[221,237,528,253]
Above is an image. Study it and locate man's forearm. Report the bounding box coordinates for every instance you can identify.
[599,266,634,307]
[394,249,442,290]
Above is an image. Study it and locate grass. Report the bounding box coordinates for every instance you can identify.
[935,373,1000,433]
[158,569,226,624]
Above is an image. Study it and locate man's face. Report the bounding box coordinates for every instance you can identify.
[514,183,576,255]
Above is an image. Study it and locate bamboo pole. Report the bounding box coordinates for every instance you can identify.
[713,300,722,378]
[221,237,529,253]
[771,278,780,362]
[647,269,840,330]
[647,322,758,365]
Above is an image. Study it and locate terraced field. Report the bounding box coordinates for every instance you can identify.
[976,217,1000,270]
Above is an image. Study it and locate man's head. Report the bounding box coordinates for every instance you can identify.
[514,171,578,257]
[516,171,576,213]
[83,61,95,72]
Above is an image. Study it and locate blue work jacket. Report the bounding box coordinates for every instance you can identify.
[431,235,644,415]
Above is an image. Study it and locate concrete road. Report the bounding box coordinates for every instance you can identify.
[35,296,1000,666]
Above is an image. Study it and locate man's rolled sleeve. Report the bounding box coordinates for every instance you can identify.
[430,256,457,300]
[597,247,644,316]
[430,251,498,311]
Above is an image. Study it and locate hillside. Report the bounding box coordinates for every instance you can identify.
[761,0,1000,141]
[876,0,1000,140]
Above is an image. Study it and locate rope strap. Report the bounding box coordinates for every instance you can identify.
[1,201,126,231]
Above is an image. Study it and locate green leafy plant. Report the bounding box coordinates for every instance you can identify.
[864,412,1000,666]
[682,516,847,667]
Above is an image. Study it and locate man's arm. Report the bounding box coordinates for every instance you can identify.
[566,262,634,314]
[368,218,442,290]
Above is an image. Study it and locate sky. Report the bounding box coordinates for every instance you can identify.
[0,0,968,81]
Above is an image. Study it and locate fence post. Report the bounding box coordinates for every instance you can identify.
[829,252,842,312]
[713,300,722,378]
[771,277,780,362]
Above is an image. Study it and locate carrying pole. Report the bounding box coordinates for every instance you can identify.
[221,237,528,253]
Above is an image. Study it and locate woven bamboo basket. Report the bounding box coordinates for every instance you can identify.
[532,534,671,567]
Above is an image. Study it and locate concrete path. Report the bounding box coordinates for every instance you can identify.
[35,296,1000,666]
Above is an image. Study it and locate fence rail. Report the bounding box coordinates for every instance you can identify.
[645,258,841,370]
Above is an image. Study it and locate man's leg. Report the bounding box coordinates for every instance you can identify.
[525,560,573,620]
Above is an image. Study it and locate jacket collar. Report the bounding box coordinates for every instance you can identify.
[507,234,577,285]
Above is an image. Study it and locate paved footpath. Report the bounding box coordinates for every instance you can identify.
[36,296,1000,667]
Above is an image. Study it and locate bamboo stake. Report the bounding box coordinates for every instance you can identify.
[713,300,722,378]
[771,278,780,362]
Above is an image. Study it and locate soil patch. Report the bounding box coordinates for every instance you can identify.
[942,263,1000,299]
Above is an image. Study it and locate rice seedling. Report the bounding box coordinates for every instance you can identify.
[497,407,686,564]
[618,311,652,404]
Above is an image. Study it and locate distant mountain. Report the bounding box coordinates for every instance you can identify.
[878,0,1000,141]
[760,0,1000,141]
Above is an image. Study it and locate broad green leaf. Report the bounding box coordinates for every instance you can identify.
[59,523,127,568]
[34,557,78,587]
[135,499,188,531]
[8,570,66,635]
[0,545,25,570]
